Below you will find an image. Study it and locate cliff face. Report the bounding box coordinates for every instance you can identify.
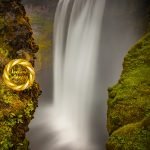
[0,0,41,149]
[107,6,150,150]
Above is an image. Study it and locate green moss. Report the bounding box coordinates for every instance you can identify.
[107,25,150,150]
[24,99,35,119]
[0,0,41,149]
[107,118,150,150]
[0,82,40,149]
[0,126,13,150]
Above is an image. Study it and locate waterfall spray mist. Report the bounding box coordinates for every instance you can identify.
[52,0,106,149]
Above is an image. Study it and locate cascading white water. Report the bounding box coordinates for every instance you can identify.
[52,0,106,149]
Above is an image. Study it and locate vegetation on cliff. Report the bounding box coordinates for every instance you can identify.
[107,4,150,149]
[0,0,41,149]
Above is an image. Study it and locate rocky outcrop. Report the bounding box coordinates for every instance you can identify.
[0,0,41,149]
[107,7,150,150]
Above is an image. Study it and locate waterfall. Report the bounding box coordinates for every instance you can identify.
[52,0,106,149]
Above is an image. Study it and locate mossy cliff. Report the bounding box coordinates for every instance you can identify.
[107,9,150,150]
[0,0,41,149]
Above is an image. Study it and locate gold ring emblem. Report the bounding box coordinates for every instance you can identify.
[2,59,35,91]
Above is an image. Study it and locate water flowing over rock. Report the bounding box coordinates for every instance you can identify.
[52,0,106,149]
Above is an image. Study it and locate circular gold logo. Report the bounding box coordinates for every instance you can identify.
[2,59,35,91]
